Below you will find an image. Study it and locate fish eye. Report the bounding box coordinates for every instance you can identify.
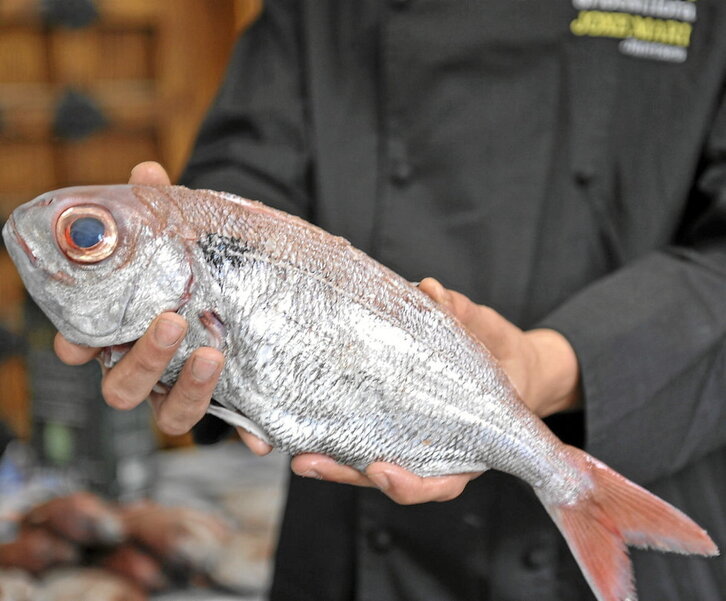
[55,205,118,264]
[69,217,105,249]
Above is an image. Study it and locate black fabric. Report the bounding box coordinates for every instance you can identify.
[0,326,25,361]
[191,412,233,445]
[272,476,358,601]
[180,2,726,600]
[0,421,15,457]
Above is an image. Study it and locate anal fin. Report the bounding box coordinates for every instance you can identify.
[206,403,272,446]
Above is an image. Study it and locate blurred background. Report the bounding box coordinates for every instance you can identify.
[0,2,288,599]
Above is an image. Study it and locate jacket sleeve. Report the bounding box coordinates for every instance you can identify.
[179,0,312,218]
[539,92,726,485]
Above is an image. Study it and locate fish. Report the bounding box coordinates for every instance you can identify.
[2,184,719,601]
[120,501,231,572]
[38,568,147,601]
[0,568,36,601]
[22,493,125,546]
[0,529,78,575]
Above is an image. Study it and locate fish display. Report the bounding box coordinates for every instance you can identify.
[0,490,255,597]
[36,568,147,601]
[3,184,719,601]
[21,493,125,547]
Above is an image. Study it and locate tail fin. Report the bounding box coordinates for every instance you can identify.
[537,446,718,601]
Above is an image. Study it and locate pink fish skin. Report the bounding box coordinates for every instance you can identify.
[2,185,720,601]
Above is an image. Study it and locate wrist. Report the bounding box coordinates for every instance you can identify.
[525,328,581,417]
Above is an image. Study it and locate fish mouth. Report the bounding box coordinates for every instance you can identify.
[5,214,76,285]
[6,215,38,267]
[4,214,119,343]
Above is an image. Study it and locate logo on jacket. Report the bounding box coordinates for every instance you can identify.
[570,0,697,63]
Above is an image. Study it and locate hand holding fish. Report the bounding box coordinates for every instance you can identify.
[54,162,276,451]
[416,278,582,419]
[54,162,226,438]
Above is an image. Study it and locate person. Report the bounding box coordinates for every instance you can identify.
[56,2,726,600]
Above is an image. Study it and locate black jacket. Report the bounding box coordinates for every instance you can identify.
[181,2,726,600]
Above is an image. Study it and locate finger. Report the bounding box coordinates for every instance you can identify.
[442,288,489,329]
[457,300,523,355]
[419,277,476,323]
[236,428,273,456]
[54,333,101,365]
[421,278,514,346]
[291,454,375,488]
[151,347,223,436]
[366,463,480,505]
[101,313,187,410]
[128,161,171,186]
[418,277,449,305]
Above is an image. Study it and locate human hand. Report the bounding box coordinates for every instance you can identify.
[288,277,582,504]
[53,162,224,436]
[418,277,582,418]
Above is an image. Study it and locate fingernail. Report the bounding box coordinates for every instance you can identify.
[299,470,322,480]
[191,356,219,381]
[368,471,391,491]
[155,318,184,347]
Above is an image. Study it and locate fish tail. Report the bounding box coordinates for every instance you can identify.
[537,445,718,601]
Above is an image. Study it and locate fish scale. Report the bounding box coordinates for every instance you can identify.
[3,184,718,601]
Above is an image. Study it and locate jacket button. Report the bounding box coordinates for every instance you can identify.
[390,159,412,186]
[462,512,483,529]
[388,137,412,185]
[523,545,550,569]
[367,527,393,552]
[573,168,594,187]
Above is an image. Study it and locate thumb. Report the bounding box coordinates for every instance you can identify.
[418,277,481,328]
[129,161,171,186]
[418,277,454,309]
[418,277,520,356]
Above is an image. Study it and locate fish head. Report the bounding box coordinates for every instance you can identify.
[3,185,193,347]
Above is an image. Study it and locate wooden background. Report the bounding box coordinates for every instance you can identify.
[0,0,262,441]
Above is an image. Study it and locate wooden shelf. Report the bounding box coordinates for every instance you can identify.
[0,0,262,445]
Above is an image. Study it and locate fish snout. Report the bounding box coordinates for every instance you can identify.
[4,214,38,268]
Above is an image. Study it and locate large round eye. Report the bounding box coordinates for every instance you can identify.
[55,205,118,264]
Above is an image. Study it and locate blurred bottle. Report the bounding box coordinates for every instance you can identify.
[25,302,157,502]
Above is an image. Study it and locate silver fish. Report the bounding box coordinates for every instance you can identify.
[3,185,719,601]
